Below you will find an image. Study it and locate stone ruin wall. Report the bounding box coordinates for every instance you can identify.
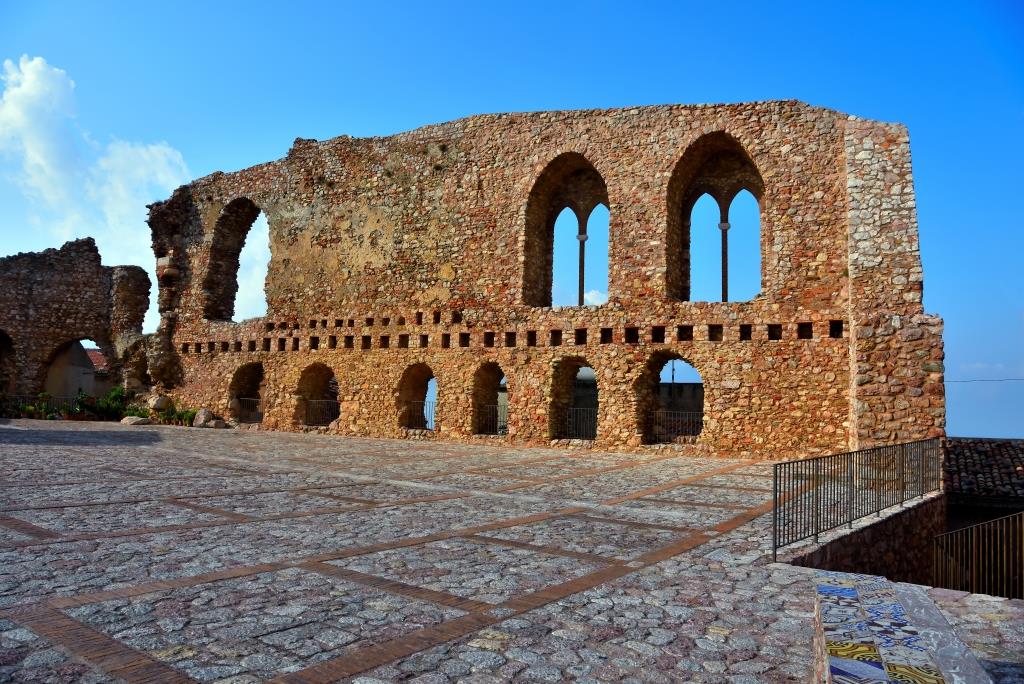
[0,238,150,395]
[143,100,944,459]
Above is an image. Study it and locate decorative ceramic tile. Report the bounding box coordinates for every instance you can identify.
[885,663,946,684]
[829,656,888,683]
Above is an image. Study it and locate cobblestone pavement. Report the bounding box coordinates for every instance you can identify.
[1,420,819,683]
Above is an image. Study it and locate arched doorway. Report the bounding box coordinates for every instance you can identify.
[549,357,598,440]
[297,363,339,426]
[472,362,508,435]
[43,339,111,399]
[0,330,14,394]
[229,362,264,424]
[398,363,437,430]
[636,352,704,444]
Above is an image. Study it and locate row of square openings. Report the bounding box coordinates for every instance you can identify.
[180,321,844,356]
[267,311,461,332]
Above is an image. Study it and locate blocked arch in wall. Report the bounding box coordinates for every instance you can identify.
[0,330,14,393]
[522,153,610,307]
[665,132,765,302]
[634,351,704,445]
[202,197,266,321]
[228,362,264,423]
[36,337,114,396]
[295,362,338,426]
[397,362,436,430]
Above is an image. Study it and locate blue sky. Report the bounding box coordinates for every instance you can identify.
[0,1,1021,437]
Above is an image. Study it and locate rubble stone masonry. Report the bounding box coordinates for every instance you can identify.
[134,100,943,458]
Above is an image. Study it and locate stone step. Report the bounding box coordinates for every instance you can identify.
[814,569,992,684]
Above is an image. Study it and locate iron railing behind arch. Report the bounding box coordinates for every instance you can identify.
[404,400,436,430]
[651,410,703,442]
[772,438,942,560]
[304,399,339,427]
[236,397,263,424]
[934,510,1024,599]
[551,406,597,440]
[476,404,508,435]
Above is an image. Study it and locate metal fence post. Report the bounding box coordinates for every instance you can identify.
[813,457,821,544]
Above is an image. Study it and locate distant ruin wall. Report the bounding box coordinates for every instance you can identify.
[0,238,150,395]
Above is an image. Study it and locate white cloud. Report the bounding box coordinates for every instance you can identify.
[0,55,191,332]
[584,289,608,306]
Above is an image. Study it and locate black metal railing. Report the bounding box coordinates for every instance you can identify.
[2,394,79,417]
[304,399,340,427]
[651,410,703,442]
[555,406,597,440]
[476,404,508,435]
[403,400,436,430]
[772,438,942,560]
[934,510,1024,599]
[236,397,263,424]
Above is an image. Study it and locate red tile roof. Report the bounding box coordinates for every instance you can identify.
[84,349,109,373]
[945,438,1024,499]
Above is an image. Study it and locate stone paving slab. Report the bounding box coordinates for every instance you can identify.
[4,501,224,534]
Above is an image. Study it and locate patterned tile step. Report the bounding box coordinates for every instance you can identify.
[815,570,991,684]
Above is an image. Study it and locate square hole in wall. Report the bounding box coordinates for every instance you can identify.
[416,312,424,325]
[310,336,320,350]
[291,338,300,351]
[600,328,613,344]
[419,334,429,348]
[344,335,354,349]
[459,332,470,347]
[232,341,240,352]
[292,322,300,330]
[328,335,337,349]
[526,330,537,347]
[677,325,693,341]
[452,311,463,324]
[382,317,391,326]
[798,322,813,339]
[708,325,723,342]
[550,330,563,346]
[397,316,406,326]
[262,338,271,352]
[625,327,639,344]
[432,311,442,324]
[195,343,202,353]
[321,319,327,329]
[380,335,390,348]
[441,333,451,348]
[277,338,286,352]
[248,340,257,352]
[365,317,374,327]
[309,319,317,329]
[574,328,587,345]
[505,331,516,347]
[266,323,275,332]
[398,334,410,348]
[347,319,355,327]
[220,341,229,353]
[830,320,844,339]
[739,324,752,341]
[651,326,666,343]
[277,322,288,330]
[208,342,216,353]
[181,343,190,354]
[334,319,342,328]
[484,332,495,347]
[767,324,782,340]
[361,335,372,350]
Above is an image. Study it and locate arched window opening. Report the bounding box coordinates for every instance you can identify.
[297,363,338,427]
[472,362,508,435]
[549,358,598,440]
[398,363,437,431]
[688,194,723,303]
[0,330,14,394]
[523,153,609,307]
[44,339,112,399]
[636,353,704,444]
[229,363,264,424]
[727,190,762,302]
[203,198,270,321]
[666,132,764,302]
